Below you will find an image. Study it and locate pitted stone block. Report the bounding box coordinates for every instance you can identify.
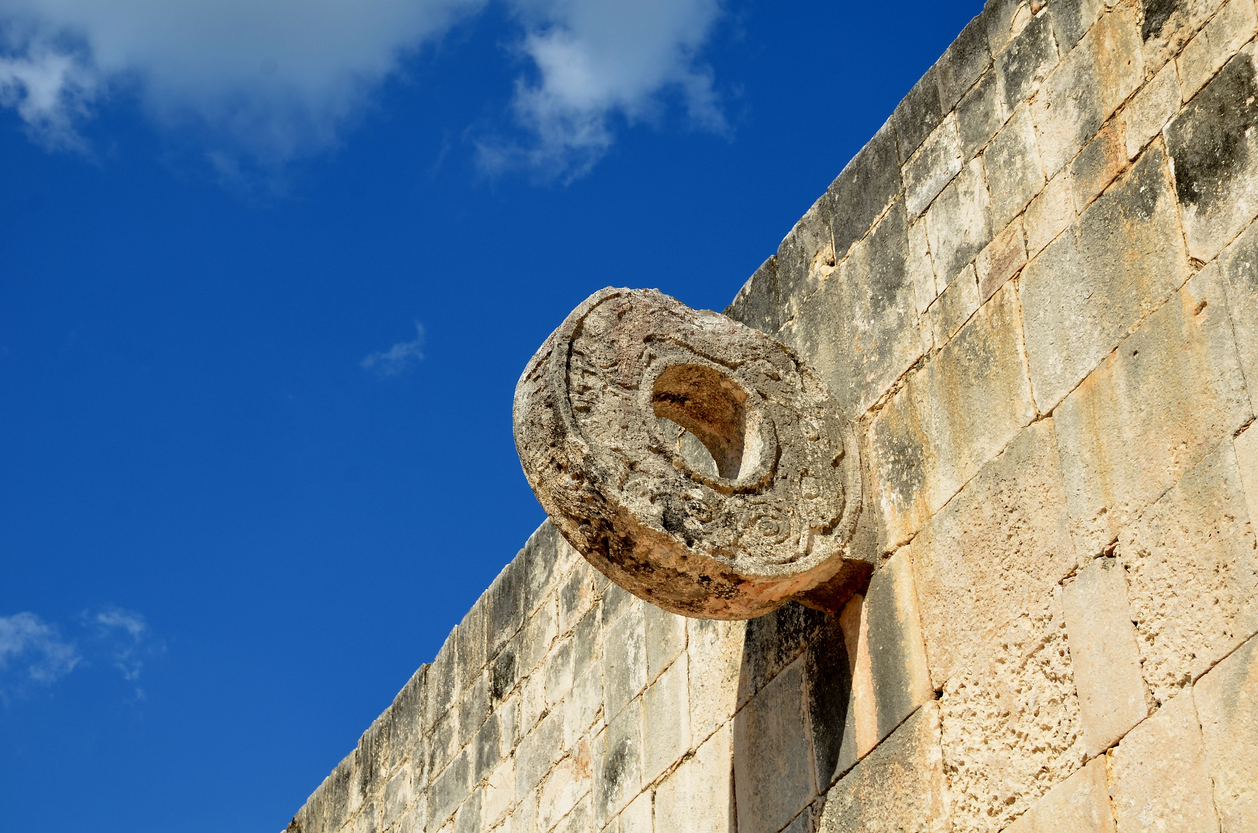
[514,287,865,619]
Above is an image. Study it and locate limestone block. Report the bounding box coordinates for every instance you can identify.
[451,791,480,833]
[427,711,459,783]
[1178,0,1258,99]
[520,522,575,620]
[473,711,503,785]
[490,644,519,708]
[826,121,903,265]
[906,113,964,218]
[1020,143,1187,413]
[1195,633,1258,832]
[1049,0,1105,52]
[594,698,643,826]
[986,0,1036,57]
[515,710,564,799]
[985,104,1046,229]
[1070,117,1126,212]
[543,636,575,712]
[868,281,1036,549]
[940,591,1086,833]
[1055,264,1251,558]
[644,603,685,684]
[557,564,599,636]
[457,671,488,748]
[924,157,994,286]
[1118,441,1258,704]
[642,653,689,785]
[733,656,813,833]
[487,556,527,658]
[616,790,652,833]
[737,602,825,708]
[814,703,948,833]
[456,597,487,693]
[518,594,557,681]
[385,667,426,774]
[936,15,992,111]
[1062,557,1148,757]
[518,662,546,736]
[1110,688,1219,833]
[1167,46,1258,263]
[654,723,733,833]
[925,263,979,347]
[1033,4,1143,177]
[1122,61,1181,161]
[686,617,743,740]
[725,255,783,336]
[425,631,459,732]
[427,750,471,833]
[1024,166,1074,256]
[603,602,646,721]
[775,198,833,325]
[866,548,932,734]
[1004,757,1114,833]
[806,605,858,792]
[912,419,1073,688]
[999,13,1060,115]
[977,216,1026,301]
[908,216,939,315]
[563,667,602,752]
[893,64,945,163]
[1142,0,1228,74]
[784,200,923,420]
[511,789,538,833]
[483,758,514,830]
[1237,425,1258,527]
[1219,219,1258,412]
[536,741,592,833]
[958,69,1009,160]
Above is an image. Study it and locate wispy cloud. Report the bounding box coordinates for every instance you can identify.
[0,612,80,694]
[361,322,425,377]
[82,605,162,686]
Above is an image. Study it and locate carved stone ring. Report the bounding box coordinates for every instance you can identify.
[514,288,863,619]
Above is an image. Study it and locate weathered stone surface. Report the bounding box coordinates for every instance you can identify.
[1070,117,1126,211]
[603,600,646,721]
[862,548,933,745]
[827,120,903,265]
[776,198,834,327]
[977,215,1026,301]
[1119,440,1258,704]
[428,750,471,833]
[1141,0,1228,73]
[1178,0,1258,98]
[642,652,688,785]
[814,703,948,833]
[912,419,1074,688]
[805,607,857,792]
[686,617,743,740]
[725,255,783,336]
[906,113,964,218]
[868,281,1036,549]
[998,11,1059,113]
[940,590,1086,833]
[925,263,979,347]
[1123,60,1180,161]
[1110,688,1220,833]
[1195,632,1258,833]
[616,790,652,833]
[1055,265,1251,558]
[924,157,993,286]
[1020,143,1187,413]
[1167,46,1258,262]
[654,723,733,833]
[1050,0,1104,53]
[985,104,1045,230]
[516,287,865,619]
[784,201,923,420]
[1033,4,1143,177]
[737,601,824,708]
[908,215,939,315]
[1062,557,1148,757]
[894,64,945,162]
[1024,165,1074,257]
[985,0,1035,57]
[1219,218,1258,412]
[594,697,643,825]
[1004,757,1115,833]
[536,740,592,833]
[1237,424,1258,525]
[936,15,992,111]
[957,68,1008,160]
[733,656,812,833]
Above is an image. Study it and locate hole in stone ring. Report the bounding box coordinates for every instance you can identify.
[651,364,755,480]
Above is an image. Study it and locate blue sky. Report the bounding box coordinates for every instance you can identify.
[0,2,978,830]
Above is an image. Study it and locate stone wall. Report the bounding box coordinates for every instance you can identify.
[285,0,1258,830]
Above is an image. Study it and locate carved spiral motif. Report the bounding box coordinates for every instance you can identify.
[513,287,862,619]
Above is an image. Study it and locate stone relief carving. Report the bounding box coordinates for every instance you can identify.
[514,287,866,619]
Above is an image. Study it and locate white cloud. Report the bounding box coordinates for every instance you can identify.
[0,0,726,178]
[362,322,425,377]
[86,605,157,682]
[0,612,79,690]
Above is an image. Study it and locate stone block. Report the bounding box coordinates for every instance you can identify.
[939,591,1086,833]
[1020,143,1187,413]
[543,635,575,711]
[486,556,527,658]
[977,216,1026,301]
[1167,46,1258,262]
[451,790,480,833]
[536,741,592,833]
[686,617,743,741]
[563,666,602,751]
[641,653,689,785]
[452,599,487,703]
[1119,440,1258,704]
[736,601,825,708]
[911,419,1074,688]
[905,113,963,218]
[838,594,877,761]
[1024,166,1074,256]
[425,631,460,731]
[618,790,652,833]
[1142,0,1228,74]
[998,12,1060,113]
[518,594,557,679]
[518,664,546,737]
[482,758,514,830]
[1195,632,1258,833]
[603,601,645,721]
[733,656,813,833]
[594,699,643,826]
[1110,688,1219,833]
[1123,60,1180,160]
[868,281,1036,549]
[958,68,1009,160]
[550,795,591,833]
[1050,0,1104,52]
[427,750,471,833]
[473,711,503,786]
[782,201,922,420]
[863,548,933,747]
[924,157,993,286]
[985,104,1045,230]
[827,120,903,265]
[1178,0,1258,98]
[1237,425,1258,526]
[893,65,945,162]
[489,643,519,706]
[643,603,685,684]
[925,263,979,347]
[386,667,426,774]
[1033,4,1144,177]
[1003,757,1115,833]
[428,711,459,782]
[805,606,857,793]
[937,15,992,111]
[515,709,564,799]
[814,703,948,833]
[1219,218,1258,413]
[385,770,413,833]
[725,255,783,336]
[557,563,598,635]
[654,723,733,833]
[1055,264,1251,558]
[775,198,834,327]
[458,672,488,748]
[1070,117,1126,211]
[908,216,939,315]
[520,522,569,618]
[985,0,1035,57]
[1062,557,1149,757]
